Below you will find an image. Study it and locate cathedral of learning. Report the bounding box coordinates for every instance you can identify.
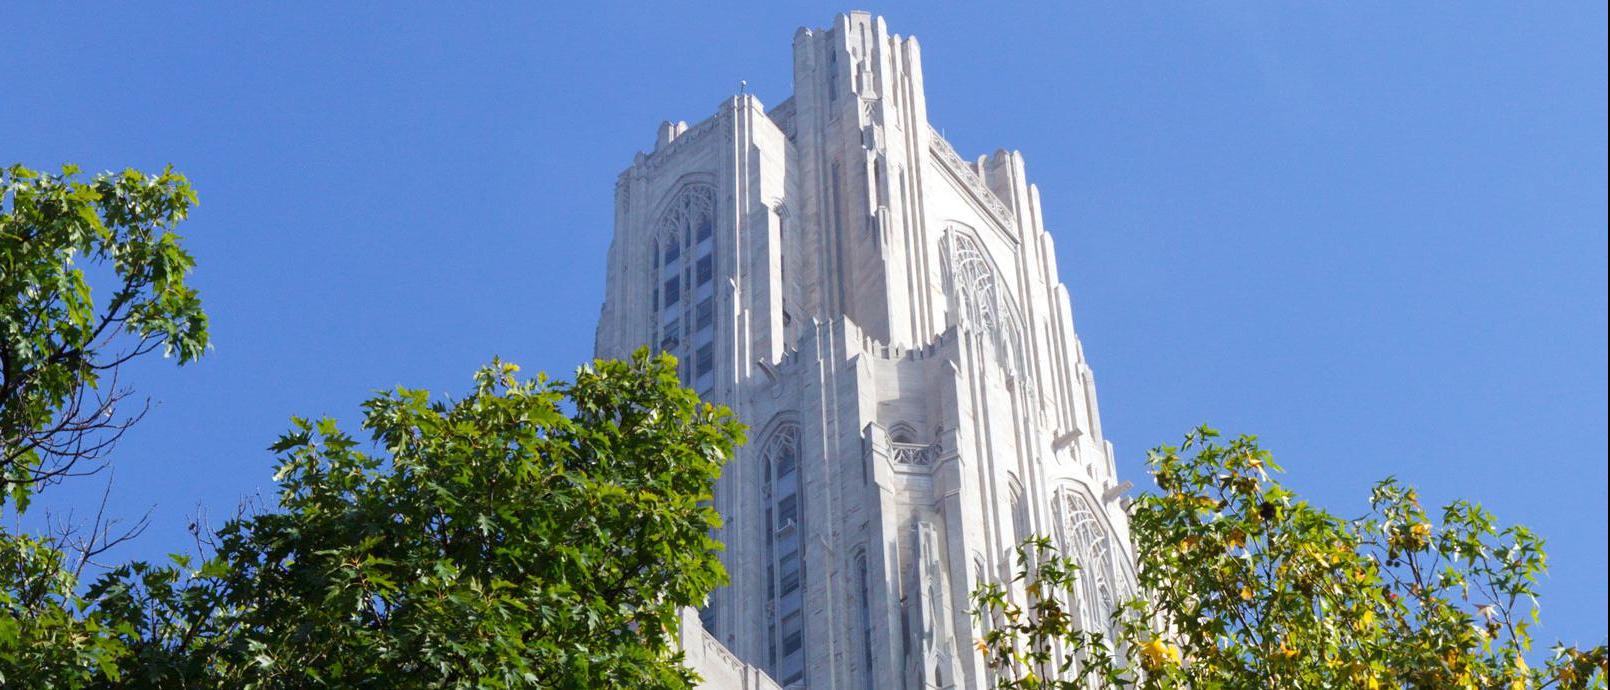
[594,11,1137,689]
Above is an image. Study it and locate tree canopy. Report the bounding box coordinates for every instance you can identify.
[1,163,207,511]
[92,351,742,689]
[7,164,1603,688]
[2,163,208,687]
[974,427,1608,689]
[4,164,745,688]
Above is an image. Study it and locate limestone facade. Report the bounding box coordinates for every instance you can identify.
[595,12,1136,689]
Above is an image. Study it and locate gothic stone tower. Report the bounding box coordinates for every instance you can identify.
[595,12,1136,689]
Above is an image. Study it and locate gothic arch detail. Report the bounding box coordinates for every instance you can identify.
[888,422,918,444]
[758,421,807,685]
[761,423,801,482]
[1052,486,1130,636]
[853,548,874,687]
[1007,474,1030,550]
[655,183,717,250]
[651,183,719,390]
[940,229,1032,392]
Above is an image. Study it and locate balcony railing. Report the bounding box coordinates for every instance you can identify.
[891,441,939,466]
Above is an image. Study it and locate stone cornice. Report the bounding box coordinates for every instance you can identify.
[926,125,1018,238]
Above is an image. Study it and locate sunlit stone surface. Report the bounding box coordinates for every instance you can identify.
[595,12,1137,689]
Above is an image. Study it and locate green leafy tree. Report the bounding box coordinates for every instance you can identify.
[1,163,208,687]
[93,351,742,689]
[974,427,1607,689]
[4,163,742,688]
[0,528,132,686]
[1,164,207,510]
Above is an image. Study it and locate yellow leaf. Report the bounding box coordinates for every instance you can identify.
[1509,655,1529,690]
[1140,639,1181,669]
[1410,522,1432,541]
[1356,610,1375,630]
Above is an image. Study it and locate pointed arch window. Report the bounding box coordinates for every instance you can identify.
[652,184,718,391]
[761,423,807,683]
[855,549,874,687]
[1054,488,1126,636]
[941,231,1031,392]
[1008,478,1030,550]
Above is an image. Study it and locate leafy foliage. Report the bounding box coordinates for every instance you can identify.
[0,528,133,687]
[1,163,208,687]
[8,160,1603,689]
[90,351,742,689]
[1,163,207,511]
[3,172,740,688]
[974,427,1607,689]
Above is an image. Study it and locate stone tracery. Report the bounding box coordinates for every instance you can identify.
[655,183,716,249]
[941,231,1031,391]
[1053,488,1130,636]
[652,184,719,390]
[759,422,806,685]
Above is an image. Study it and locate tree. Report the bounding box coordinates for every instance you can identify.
[1,163,208,510]
[974,427,1608,689]
[91,351,743,689]
[1,163,209,687]
[4,163,742,688]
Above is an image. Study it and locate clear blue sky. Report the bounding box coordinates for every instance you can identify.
[5,3,1605,647]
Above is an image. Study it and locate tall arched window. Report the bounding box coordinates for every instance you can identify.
[653,184,718,391]
[940,231,1030,391]
[855,550,874,687]
[761,423,807,685]
[1054,488,1123,636]
[1008,477,1030,551]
